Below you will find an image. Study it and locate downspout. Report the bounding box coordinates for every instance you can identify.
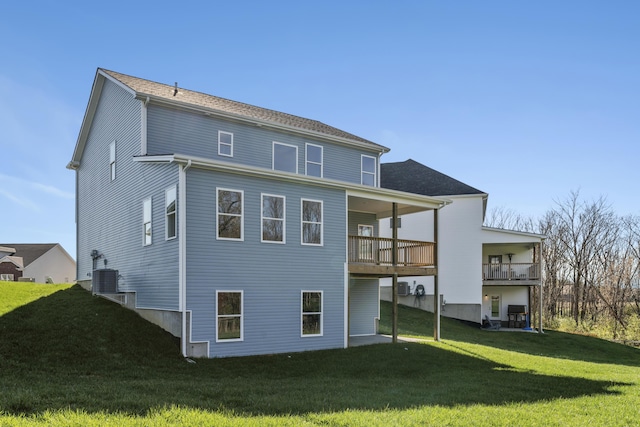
[179,160,192,357]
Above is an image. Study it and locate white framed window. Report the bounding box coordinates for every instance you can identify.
[261,194,285,243]
[143,197,152,246]
[302,291,323,336]
[165,186,177,240]
[0,274,14,281]
[273,141,298,173]
[109,141,116,181]
[305,143,323,177]
[217,188,243,241]
[361,154,376,186]
[301,199,323,246]
[216,290,243,342]
[218,131,233,157]
[358,224,374,261]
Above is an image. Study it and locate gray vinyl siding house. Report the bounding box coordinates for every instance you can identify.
[69,69,447,358]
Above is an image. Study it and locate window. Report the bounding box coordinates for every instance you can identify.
[217,188,243,240]
[361,155,376,186]
[143,197,152,246]
[305,143,323,177]
[358,224,374,261]
[0,274,14,281]
[109,141,116,181]
[301,199,322,245]
[261,194,285,243]
[273,142,298,173]
[302,291,322,336]
[218,131,233,157]
[216,291,243,341]
[491,295,501,319]
[165,186,177,240]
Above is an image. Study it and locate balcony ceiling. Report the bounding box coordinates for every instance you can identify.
[348,195,438,219]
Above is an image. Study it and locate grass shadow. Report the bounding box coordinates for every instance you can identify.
[0,286,631,417]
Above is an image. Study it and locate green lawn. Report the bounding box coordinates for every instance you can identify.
[1,281,639,426]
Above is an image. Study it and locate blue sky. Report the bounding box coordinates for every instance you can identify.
[1,1,639,259]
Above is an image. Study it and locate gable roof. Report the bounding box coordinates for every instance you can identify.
[381,159,485,197]
[0,244,58,267]
[69,68,387,167]
[0,255,24,269]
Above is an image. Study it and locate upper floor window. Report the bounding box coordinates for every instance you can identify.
[361,155,376,186]
[301,199,323,246]
[216,291,243,342]
[217,188,243,241]
[109,141,116,181]
[262,194,285,243]
[165,186,177,240]
[143,197,152,246]
[273,142,298,173]
[305,143,323,177]
[218,131,233,157]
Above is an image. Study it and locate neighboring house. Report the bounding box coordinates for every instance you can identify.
[67,69,449,358]
[0,244,76,283]
[379,159,545,329]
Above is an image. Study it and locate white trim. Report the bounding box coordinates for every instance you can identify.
[301,198,323,246]
[218,130,233,157]
[361,154,376,186]
[179,164,188,356]
[141,98,148,155]
[272,141,298,174]
[301,290,323,337]
[134,154,450,209]
[165,185,177,240]
[216,187,244,241]
[142,197,152,246]
[260,193,286,244]
[109,140,116,181]
[482,226,547,239]
[305,143,323,178]
[216,290,244,342]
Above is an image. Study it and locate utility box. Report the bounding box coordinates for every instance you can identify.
[398,281,410,296]
[93,269,118,293]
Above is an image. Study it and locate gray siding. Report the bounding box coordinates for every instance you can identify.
[76,79,180,310]
[147,104,379,185]
[184,168,347,357]
[349,278,379,336]
[348,212,378,236]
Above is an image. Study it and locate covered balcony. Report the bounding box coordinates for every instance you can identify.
[348,235,436,276]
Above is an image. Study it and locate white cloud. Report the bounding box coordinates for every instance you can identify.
[0,188,40,212]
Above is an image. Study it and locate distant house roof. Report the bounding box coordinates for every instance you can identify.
[381,159,485,197]
[0,255,24,269]
[102,69,383,148]
[0,244,58,267]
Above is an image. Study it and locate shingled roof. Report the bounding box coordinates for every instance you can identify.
[381,159,485,197]
[101,69,384,149]
[0,244,57,267]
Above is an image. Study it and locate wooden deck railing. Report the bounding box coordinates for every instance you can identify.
[348,235,435,267]
[482,263,540,281]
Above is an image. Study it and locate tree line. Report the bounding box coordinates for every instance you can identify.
[486,191,640,339]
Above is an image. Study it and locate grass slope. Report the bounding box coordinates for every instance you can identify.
[1,282,639,426]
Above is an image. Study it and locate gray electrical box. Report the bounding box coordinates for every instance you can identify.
[398,281,410,296]
[93,269,118,293]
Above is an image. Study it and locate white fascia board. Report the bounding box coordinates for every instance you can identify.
[68,70,139,169]
[135,154,450,210]
[134,94,389,154]
[482,226,547,240]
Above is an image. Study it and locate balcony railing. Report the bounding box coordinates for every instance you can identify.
[348,235,435,267]
[483,263,540,281]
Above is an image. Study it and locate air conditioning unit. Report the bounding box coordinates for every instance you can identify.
[93,269,118,293]
[398,281,410,296]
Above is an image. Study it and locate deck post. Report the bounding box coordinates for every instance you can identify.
[392,202,398,343]
[433,208,440,341]
[538,240,544,333]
